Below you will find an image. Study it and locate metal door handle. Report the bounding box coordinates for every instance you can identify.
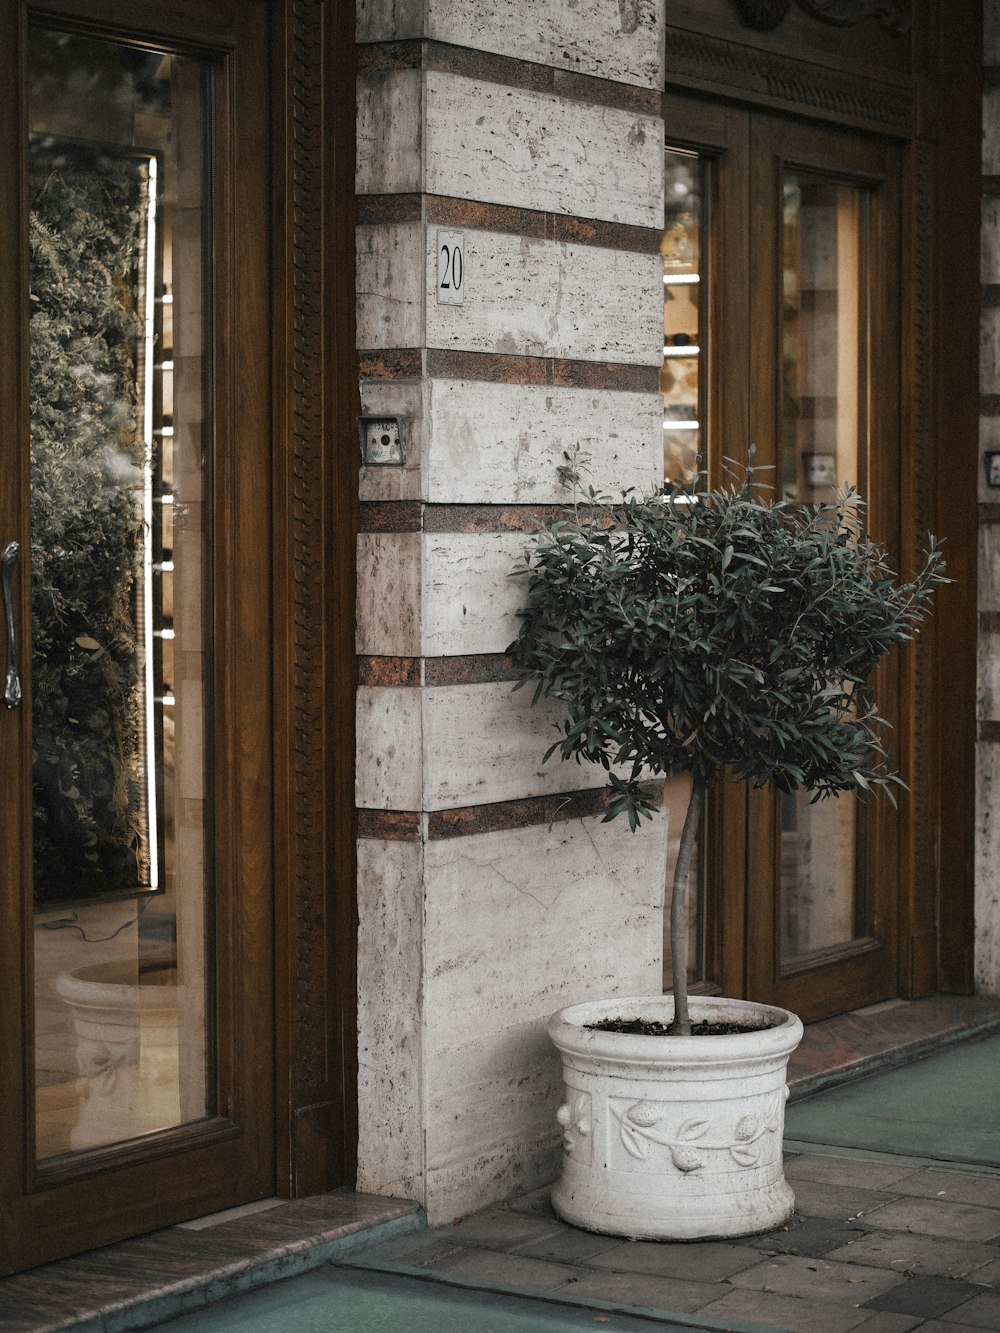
[2,541,21,709]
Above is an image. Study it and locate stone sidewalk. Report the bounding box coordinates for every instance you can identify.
[342,1147,1000,1332]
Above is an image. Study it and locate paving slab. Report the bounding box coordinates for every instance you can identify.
[747,1214,873,1257]
[402,1245,581,1292]
[787,1178,898,1222]
[784,1154,922,1191]
[861,1197,1000,1242]
[726,1252,904,1304]
[694,1285,873,1333]
[825,1230,1000,1278]
[580,1237,762,1281]
[851,1314,923,1332]
[509,1228,624,1264]
[936,1288,1000,1325]
[556,1267,721,1314]
[446,1209,564,1250]
[859,1274,986,1319]
[890,1169,1000,1208]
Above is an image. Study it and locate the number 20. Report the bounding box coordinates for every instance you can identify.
[440,242,462,291]
[437,231,465,305]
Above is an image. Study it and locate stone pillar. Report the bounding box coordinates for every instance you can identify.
[354,2,668,1221]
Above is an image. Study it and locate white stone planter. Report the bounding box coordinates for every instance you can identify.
[548,994,803,1240]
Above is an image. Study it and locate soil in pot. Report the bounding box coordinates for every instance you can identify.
[587,1016,779,1037]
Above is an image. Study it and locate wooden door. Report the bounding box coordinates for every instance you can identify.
[0,0,276,1273]
[662,93,906,1022]
[744,114,903,1021]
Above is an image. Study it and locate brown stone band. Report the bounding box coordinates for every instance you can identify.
[357,39,660,116]
[356,194,662,255]
[357,780,664,842]
[357,654,522,687]
[358,502,572,534]
[358,347,660,392]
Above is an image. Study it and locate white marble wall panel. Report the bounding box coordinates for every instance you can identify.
[982,304,1000,397]
[358,380,425,502]
[985,89,1000,176]
[989,0,1000,62]
[357,533,422,656]
[980,525,1000,610]
[358,0,663,89]
[357,70,423,195]
[979,626,1000,720]
[422,681,615,809]
[425,230,662,365]
[357,0,423,42]
[357,223,425,349]
[976,741,1000,994]
[357,686,423,810]
[424,379,661,504]
[419,813,666,1221]
[356,837,426,1199]
[981,418,1000,504]
[422,532,527,656]
[423,72,663,228]
[984,199,1000,282]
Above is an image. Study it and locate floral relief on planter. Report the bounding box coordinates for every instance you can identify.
[610,1090,785,1171]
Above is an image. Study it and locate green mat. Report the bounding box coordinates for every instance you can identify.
[152,1267,695,1333]
[785,1034,1000,1165]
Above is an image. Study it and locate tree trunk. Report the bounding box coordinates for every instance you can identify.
[669,774,707,1037]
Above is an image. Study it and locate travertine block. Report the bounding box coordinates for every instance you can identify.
[985,89,1000,176]
[983,199,1000,284]
[423,532,528,656]
[988,0,1000,62]
[356,223,425,349]
[357,532,422,656]
[423,72,663,227]
[420,813,666,1222]
[356,378,662,504]
[358,380,425,502]
[979,625,1000,720]
[422,681,613,808]
[976,740,1000,994]
[356,837,426,1199]
[358,0,663,89]
[357,70,423,195]
[424,379,661,504]
[356,686,423,810]
[981,417,1000,504]
[981,303,1000,397]
[357,0,423,42]
[980,524,1000,611]
[425,229,662,365]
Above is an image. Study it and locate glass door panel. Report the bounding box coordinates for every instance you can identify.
[746,112,901,1020]
[778,171,870,971]
[27,25,212,1160]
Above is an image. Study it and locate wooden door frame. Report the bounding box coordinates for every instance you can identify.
[270,0,359,1197]
[663,0,982,1007]
[0,0,357,1272]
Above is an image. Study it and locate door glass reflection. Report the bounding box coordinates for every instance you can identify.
[779,172,869,967]
[29,26,213,1159]
[662,147,708,989]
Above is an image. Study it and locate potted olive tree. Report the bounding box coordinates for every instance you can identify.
[509,459,946,1239]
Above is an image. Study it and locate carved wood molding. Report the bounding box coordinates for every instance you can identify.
[280,0,330,1108]
[733,0,910,32]
[796,0,910,33]
[664,27,912,134]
